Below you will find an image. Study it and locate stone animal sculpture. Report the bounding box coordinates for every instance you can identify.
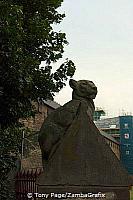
[38,79,97,166]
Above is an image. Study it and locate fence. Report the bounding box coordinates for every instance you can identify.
[15,169,43,200]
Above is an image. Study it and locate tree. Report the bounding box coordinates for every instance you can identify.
[0,126,23,199]
[0,0,76,128]
[0,0,75,199]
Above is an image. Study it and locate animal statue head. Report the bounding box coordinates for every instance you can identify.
[69,79,97,100]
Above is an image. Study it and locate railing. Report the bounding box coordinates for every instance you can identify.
[15,168,43,200]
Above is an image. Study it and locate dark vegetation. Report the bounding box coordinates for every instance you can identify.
[0,0,75,199]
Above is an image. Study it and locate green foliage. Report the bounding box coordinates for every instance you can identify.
[0,126,23,200]
[0,0,76,128]
[0,0,76,198]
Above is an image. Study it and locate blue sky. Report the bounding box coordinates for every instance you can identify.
[54,0,133,117]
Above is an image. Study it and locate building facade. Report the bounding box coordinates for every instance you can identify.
[95,115,133,175]
[20,100,60,132]
[95,117,120,142]
[120,116,133,175]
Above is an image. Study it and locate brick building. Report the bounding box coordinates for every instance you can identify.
[21,100,60,132]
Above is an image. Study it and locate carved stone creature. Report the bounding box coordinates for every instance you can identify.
[38,79,97,166]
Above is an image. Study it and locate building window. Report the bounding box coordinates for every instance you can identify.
[126,150,129,155]
[124,133,129,139]
[126,144,130,147]
[110,125,116,128]
[124,123,128,129]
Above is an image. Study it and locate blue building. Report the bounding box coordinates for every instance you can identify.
[120,116,133,175]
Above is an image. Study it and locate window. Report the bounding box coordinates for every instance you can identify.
[124,123,128,129]
[126,150,129,155]
[124,133,129,139]
[126,144,130,147]
[110,124,116,128]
